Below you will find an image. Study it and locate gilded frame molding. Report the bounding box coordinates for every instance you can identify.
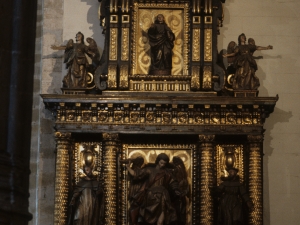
[120,144,196,225]
[131,2,190,76]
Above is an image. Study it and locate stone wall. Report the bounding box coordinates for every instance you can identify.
[220,1,300,224]
[29,0,300,224]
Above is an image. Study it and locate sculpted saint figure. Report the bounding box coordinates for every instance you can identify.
[51,32,100,88]
[223,33,272,90]
[172,157,190,225]
[125,153,181,225]
[148,14,175,75]
[68,166,104,225]
[211,168,254,225]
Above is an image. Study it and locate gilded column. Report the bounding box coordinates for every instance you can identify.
[198,135,215,225]
[102,133,120,225]
[248,135,264,225]
[54,132,72,225]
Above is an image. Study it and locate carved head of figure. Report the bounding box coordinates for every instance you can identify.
[226,167,239,179]
[238,33,246,45]
[155,153,169,169]
[155,14,165,24]
[76,32,85,44]
[132,156,144,169]
[173,156,187,180]
[248,38,255,45]
[83,165,93,177]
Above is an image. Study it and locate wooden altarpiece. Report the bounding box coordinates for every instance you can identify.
[42,1,278,225]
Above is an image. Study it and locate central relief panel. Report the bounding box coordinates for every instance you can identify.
[120,144,196,225]
[132,3,189,75]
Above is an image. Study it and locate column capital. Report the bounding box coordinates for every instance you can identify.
[55,132,72,140]
[247,134,264,143]
[102,133,119,141]
[198,134,215,142]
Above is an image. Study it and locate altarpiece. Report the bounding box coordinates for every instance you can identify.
[43,1,278,225]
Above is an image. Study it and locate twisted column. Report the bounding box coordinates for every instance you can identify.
[54,132,72,225]
[248,135,264,225]
[198,135,215,225]
[102,133,120,225]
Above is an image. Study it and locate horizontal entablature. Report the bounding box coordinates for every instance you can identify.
[42,93,278,134]
[42,93,278,106]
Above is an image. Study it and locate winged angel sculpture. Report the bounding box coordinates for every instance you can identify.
[223,33,272,91]
[123,153,190,225]
[51,32,100,89]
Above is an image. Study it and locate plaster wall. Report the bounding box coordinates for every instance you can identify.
[219,1,300,224]
[29,0,300,224]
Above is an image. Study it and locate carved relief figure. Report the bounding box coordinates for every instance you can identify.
[148,14,175,75]
[127,157,145,225]
[211,168,253,225]
[51,32,100,88]
[223,33,272,90]
[125,153,181,225]
[172,157,190,225]
[68,165,104,225]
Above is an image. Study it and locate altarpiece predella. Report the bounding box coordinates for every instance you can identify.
[43,1,278,225]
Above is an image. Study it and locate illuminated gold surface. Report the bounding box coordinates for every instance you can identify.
[110,15,118,23]
[110,0,117,13]
[122,15,130,23]
[102,133,120,225]
[54,101,272,126]
[121,28,129,61]
[192,29,200,61]
[193,16,201,24]
[108,65,117,88]
[121,0,129,13]
[74,143,102,184]
[178,112,188,124]
[210,112,220,124]
[109,28,118,61]
[129,79,191,92]
[132,3,189,75]
[216,145,244,185]
[204,0,212,14]
[54,132,71,225]
[204,29,212,61]
[203,66,212,90]
[119,64,129,89]
[193,0,201,13]
[122,144,194,225]
[120,146,127,225]
[205,16,212,24]
[191,66,200,90]
[248,135,263,225]
[198,135,215,225]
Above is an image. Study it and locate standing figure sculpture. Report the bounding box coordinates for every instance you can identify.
[148,14,175,75]
[172,157,190,225]
[223,33,272,90]
[51,32,100,88]
[127,157,146,225]
[211,168,253,225]
[125,153,181,225]
[68,165,104,225]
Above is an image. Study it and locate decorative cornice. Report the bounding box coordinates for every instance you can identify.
[42,94,278,134]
